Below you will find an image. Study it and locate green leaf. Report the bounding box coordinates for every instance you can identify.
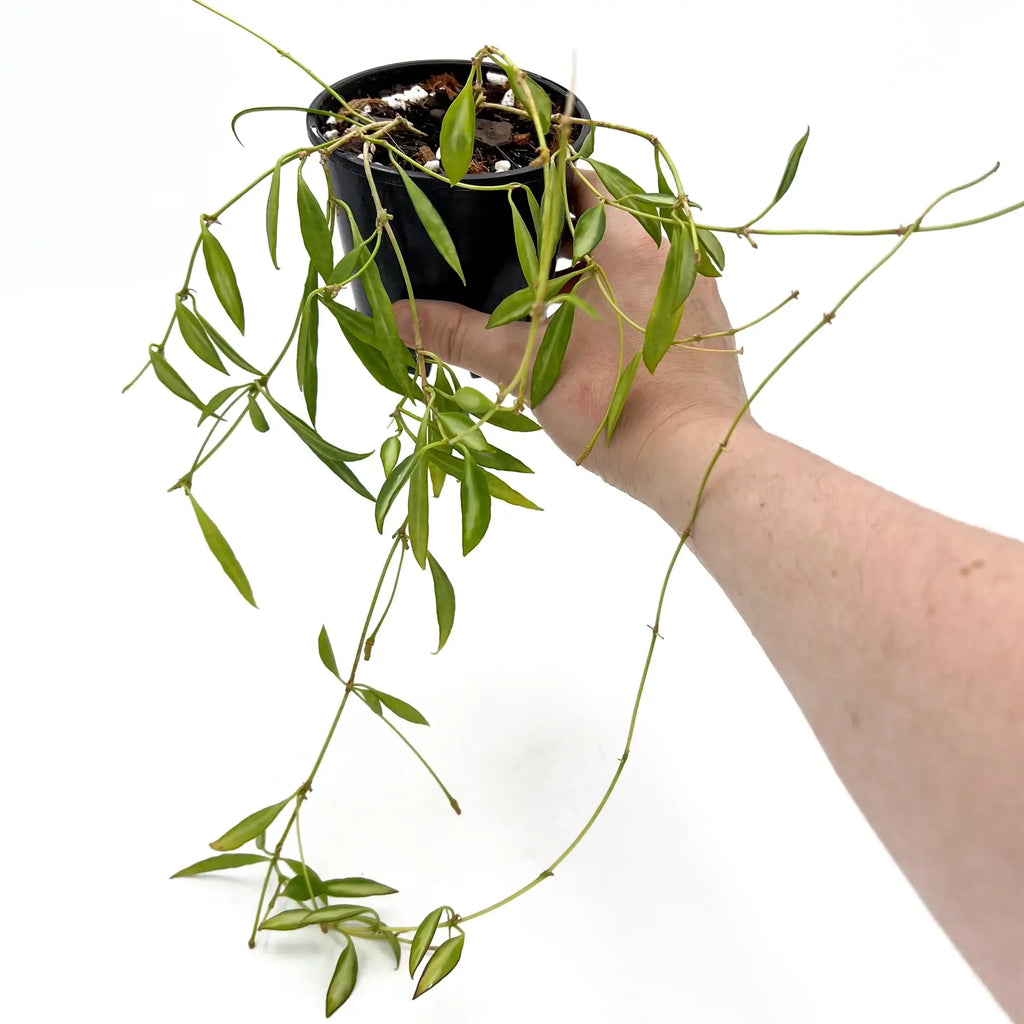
[395,163,466,284]
[697,227,725,271]
[304,904,370,925]
[482,408,541,432]
[408,422,430,569]
[428,460,446,499]
[358,688,383,715]
[427,450,542,510]
[209,796,290,851]
[282,870,325,901]
[171,852,269,878]
[426,552,455,653]
[572,203,606,262]
[322,877,399,897]
[296,167,334,280]
[531,299,576,407]
[460,451,491,555]
[586,159,662,246]
[195,311,262,374]
[438,411,491,452]
[327,236,372,286]
[318,625,341,680]
[486,269,584,329]
[266,159,282,269]
[366,688,429,726]
[380,436,400,477]
[511,74,551,135]
[188,493,257,607]
[375,454,417,533]
[263,392,374,501]
[326,941,358,1017]
[575,125,596,161]
[522,186,542,239]
[248,394,269,432]
[642,227,696,373]
[439,74,477,184]
[453,387,493,416]
[201,225,245,333]
[319,297,414,398]
[380,927,402,969]
[774,126,810,204]
[260,909,312,931]
[176,301,227,373]
[413,932,464,999]
[409,907,444,978]
[296,264,320,425]
[508,194,538,282]
[198,385,243,426]
[150,347,204,410]
[605,350,642,441]
[539,158,566,261]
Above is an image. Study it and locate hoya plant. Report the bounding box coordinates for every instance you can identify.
[124,2,1024,1015]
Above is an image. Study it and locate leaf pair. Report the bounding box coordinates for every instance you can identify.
[586,159,663,246]
[358,686,429,726]
[409,907,465,999]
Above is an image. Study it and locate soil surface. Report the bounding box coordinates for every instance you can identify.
[318,72,564,174]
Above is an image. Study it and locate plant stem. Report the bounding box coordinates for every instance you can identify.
[671,289,800,349]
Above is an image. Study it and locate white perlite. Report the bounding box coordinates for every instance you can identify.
[424,160,440,171]
[493,159,512,172]
[500,88,516,107]
[382,85,430,110]
[323,129,339,140]
[485,71,509,87]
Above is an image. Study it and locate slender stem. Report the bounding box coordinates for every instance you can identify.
[190,400,249,476]
[364,540,406,656]
[671,289,799,349]
[361,698,462,814]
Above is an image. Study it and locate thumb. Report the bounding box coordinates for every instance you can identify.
[393,300,530,387]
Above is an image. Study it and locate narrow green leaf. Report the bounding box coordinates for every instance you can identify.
[460,451,491,555]
[439,74,477,184]
[263,394,372,462]
[195,311,262,375]
[322,877,399,898]
[395,163,466,284]
[486,269,584,329]
[248,394,269,432]
[467,446,531,473]
[413,933,465,999]
[318,625,341,679]
[572,203,606,262]
[260,909,312,931]
[296,265,320,425]
[366,688,429,726]
[697,227,725,271]
[438,411,491,452]
[428,461,446,498]
[655,150,672,196]
[198,385,243,426]
[774,126,810,203]
[426,552,455,653]
[623,192,677,206]
[512,74,551,135]
[508,194,538,282]
[358,688,383,715]
[201,225,245,333]
[409,907,444,978]
[530,299,576,407]
[428,450,542,510]
[171,853,268,878]
[327,236,371,286]
[380,436,400,477]
[209,796,290,851]
[642,228,696,373]
[696,246,722,278]
[408,422,430,569]
[266,159,282,269]
[605,350,642,441]
[296,167,334,280]
[586,159,662,246]
[575,125,596,161]
[304,904,370,925]
[375,454,416,533]
[380,928,402,969]
[176,301,227,373]
[539,159,566,261]
[550,291,599,319]
[522,186,543,239]
[188,493,257,607]
[150,347,204,410]
[326,941,358,1017]
[482,408,541,432]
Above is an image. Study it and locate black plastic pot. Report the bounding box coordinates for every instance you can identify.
[306,60,591,316]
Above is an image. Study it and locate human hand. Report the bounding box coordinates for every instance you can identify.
[393,168,754,510]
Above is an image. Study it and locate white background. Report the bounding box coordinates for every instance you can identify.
[1,1,1021,1021]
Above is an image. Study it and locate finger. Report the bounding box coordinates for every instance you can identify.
[393,300,530,387]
